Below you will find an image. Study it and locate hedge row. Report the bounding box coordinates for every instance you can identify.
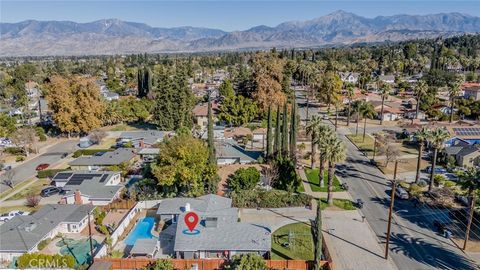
[231,189,312,208]
[16,253,75,269]
[72,148,113,158]
[37,169,68,179]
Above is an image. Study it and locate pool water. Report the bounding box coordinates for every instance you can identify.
[124,216,155,246]
[57,238,99,266]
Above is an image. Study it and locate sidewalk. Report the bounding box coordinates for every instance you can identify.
[298,168,351,200]
[323,210,397,270]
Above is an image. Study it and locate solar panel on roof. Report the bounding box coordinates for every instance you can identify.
[53,173,72,180]
[67,180,83,185]
[454,127,480,136]
[99,174,109,182]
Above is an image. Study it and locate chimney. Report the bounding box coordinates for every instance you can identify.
[139,138,145,148]
[74,190,83,205]
[185,203,191,212]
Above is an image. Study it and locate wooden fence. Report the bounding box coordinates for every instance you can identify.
[94,258,331,270]
[101,199,136,211]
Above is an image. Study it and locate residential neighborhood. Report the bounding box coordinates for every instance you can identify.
[1,3,480,270]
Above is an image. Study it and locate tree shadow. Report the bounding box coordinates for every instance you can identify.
[381,233,478,270]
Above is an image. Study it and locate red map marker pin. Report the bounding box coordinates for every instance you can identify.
[184,212,199,232]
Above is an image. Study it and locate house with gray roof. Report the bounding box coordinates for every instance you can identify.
[53,171,124,205]
[444,144,480,168]
[69,148,137,171]
[215,139,262,165]
[119,130,169,148]
[0,204,95,262]
[156,194,271,259]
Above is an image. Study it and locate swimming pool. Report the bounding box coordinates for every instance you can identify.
[124,216,155,246]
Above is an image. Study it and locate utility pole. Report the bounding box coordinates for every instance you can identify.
[88,212,94,264]
[393,160,399,180]
[372,136,377,161]
[385,180,397,259]
[463,193,476,250]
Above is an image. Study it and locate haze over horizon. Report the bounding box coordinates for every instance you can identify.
[1,0,480,31]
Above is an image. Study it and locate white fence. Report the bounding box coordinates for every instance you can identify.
[94,200,162,258]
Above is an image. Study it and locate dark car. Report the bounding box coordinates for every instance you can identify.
[40,186,60,197]
[36,163,50,171]
[61,152,68,158]
[433,219,452,233]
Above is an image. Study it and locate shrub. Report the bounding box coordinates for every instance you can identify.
[37,169,68,179]
[35,127,47,141]
[228,253,267,270]
[408,184,423,198]
[272,157,301,192]
[141,259,174,270]
[4,147,24,155]
[37,238,52,250]
[17,253,75,269]
[434,174,447,186]
[231,189,312,208]
[227,167,261,192]
[417,179,428,187]
[93,208,107,226]
[72,149,112,158]
[444,180,457,188]
[16,156,25,162]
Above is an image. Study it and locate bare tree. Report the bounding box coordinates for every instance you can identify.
[261,164,279,187]
[89,129,107,145]
[10,127,38,156]
[384,144,400,167]
[25,192,41,207]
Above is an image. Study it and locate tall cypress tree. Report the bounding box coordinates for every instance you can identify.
[281,102,289,156]
[274,105,282,157]
[290,102,297,160]
[137,67,144,97]
[144,67,152,97]
[266,106,273,159]
[207,97,215,164]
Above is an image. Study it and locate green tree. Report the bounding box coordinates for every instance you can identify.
[414,80,428,119]
[289,102,298,160]
[227,167,260,192]
[345,83,355,126]
[427,127,450,191]
[316,71,342,111]
[379,83,392,125]
[457,167,480,202]
[219,79,235,98]
[272,156,300,192]
[141,259,174,270]
[447,75,463,123]
[320,136,346,205]
[151,134,217,196]
[359,101,377,142]
[207,98,215,164]
[413,127,430,184]
[281,102,289,156]
[266,106,273,159]
[218,95,258,126]
[306,115,322,169]
[229,253,267,270]
[0,113,16,137]
[274,105,282,157]
[314,125,335,188]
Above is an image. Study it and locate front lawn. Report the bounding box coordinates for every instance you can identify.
[345,134,375,154]
[7,179,50,201]
[271,222,314,260]
[305,168,342,192]
[319,198,356,210]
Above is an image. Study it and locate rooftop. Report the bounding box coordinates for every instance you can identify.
[119,130,167,146]
[58,171,124,200]
[0,204,95,252]
[69,148,136,166]
[215,139,262,162]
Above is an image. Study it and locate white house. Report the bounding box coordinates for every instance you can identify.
[0,204,95,262]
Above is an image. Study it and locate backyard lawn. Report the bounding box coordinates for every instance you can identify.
[271,223,314,260]
[305,169,342,192]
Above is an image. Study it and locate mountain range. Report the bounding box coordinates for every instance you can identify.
[1,10,480,56]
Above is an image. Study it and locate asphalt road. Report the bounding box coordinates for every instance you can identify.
[295,89,478,270]
[0,140,78,193]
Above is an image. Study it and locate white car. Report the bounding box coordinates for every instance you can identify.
[0,210,30,222]
[395,187,409,200]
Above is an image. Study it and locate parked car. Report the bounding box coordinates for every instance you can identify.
[433,219,452,233]
[425,166,447,174]
[455,195,470,207]
[395,187,409,199]
[443,173,459,181]
[36,163,50,171]
[40,186,60,197]
[61,152,68,158]
[0,210,30,222]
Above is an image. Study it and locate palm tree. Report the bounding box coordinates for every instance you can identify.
[345,84,355,126]
[457,167,480,250]
[314,125,334,188]
[414,80,428,119]
[359,101,377,142]
[379,83,391,125]
[448,76,463,123]
[320,136,346,205]
[306,115,322,169]
[427,127,450,191]
[413,127,430,184]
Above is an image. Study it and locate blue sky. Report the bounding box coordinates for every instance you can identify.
[1,1,479,31]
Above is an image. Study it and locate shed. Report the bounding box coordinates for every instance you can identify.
[129,238,159,258]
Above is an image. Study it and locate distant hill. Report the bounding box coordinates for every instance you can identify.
[1,11,479,56]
